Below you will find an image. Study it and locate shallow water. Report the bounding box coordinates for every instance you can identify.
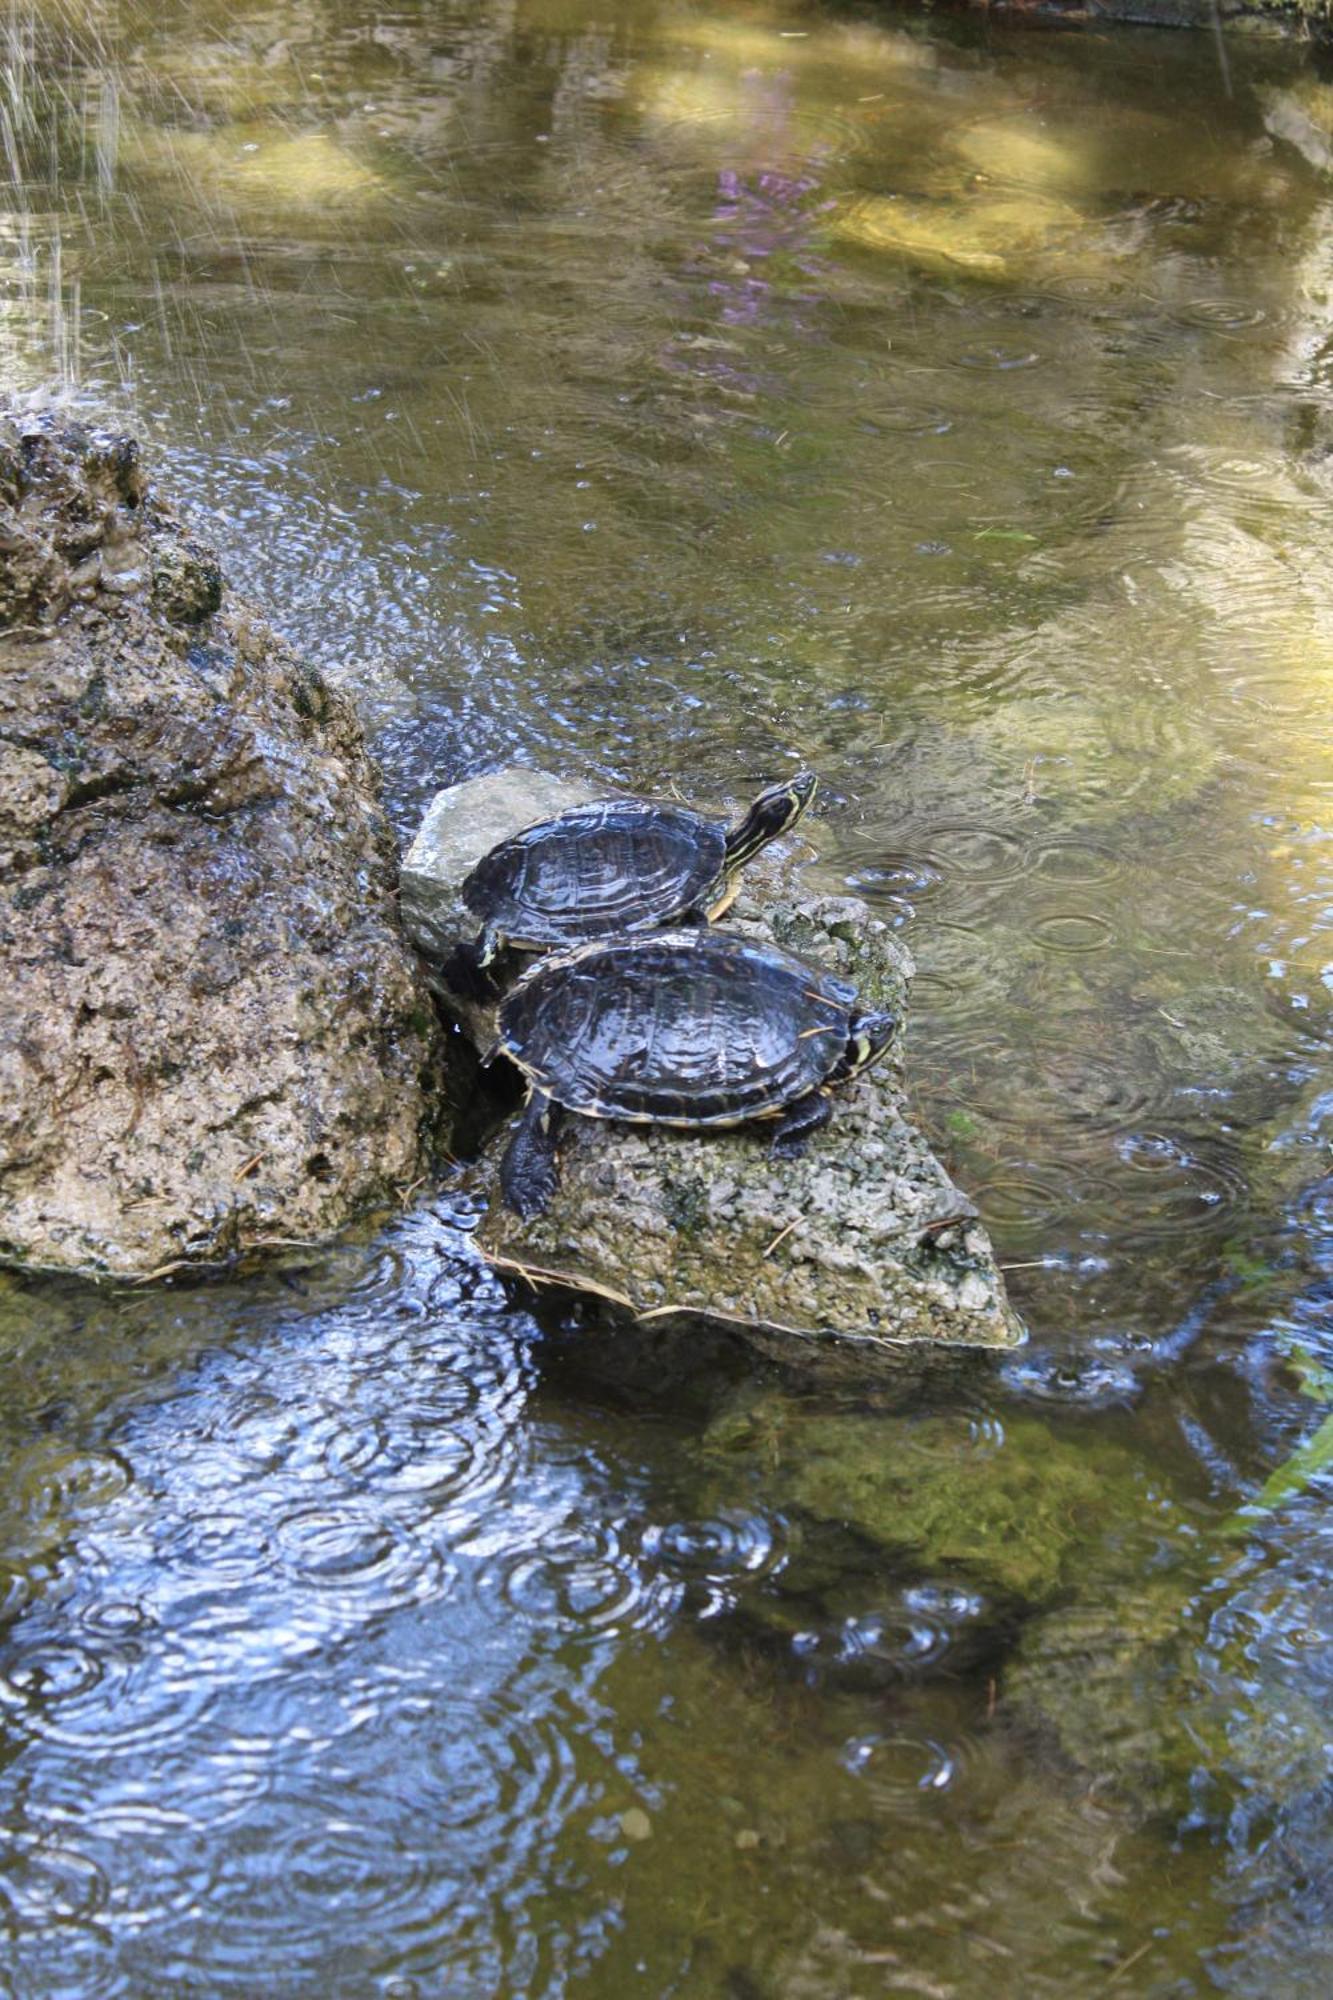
[3,0,1333,1992]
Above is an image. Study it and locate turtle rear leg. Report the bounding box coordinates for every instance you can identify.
[500,1091,566,1217]
[768,1089,833,1161]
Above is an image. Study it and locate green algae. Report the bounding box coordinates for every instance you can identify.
[1007,1528,1333,1830]
[1003,1577,1231,1822]
[695,1377,1333,1840]
[701,1390,1162,1606]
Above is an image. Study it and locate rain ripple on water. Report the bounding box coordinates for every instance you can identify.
[0,1211,685,1994]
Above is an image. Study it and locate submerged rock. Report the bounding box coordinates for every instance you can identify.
[401,768,1023,1354]
[1003,1526,1333,1831]
[831,188,1086,286]
[0,401,441,1279]
[700,1389,1141,1606]
[1002,1580,1227,1821]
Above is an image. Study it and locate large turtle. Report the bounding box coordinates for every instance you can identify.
[457,771,817,979]
[490,928,896,1217]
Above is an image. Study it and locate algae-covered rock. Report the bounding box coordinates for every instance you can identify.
[1006,1532,1333,1828]
[831,189,1086,286]
[477,896,1023,1353]
[121,123,387,218]
[701,1391,1140,1605]
[1004,1580,1223,1818]
[0,402,441,1279]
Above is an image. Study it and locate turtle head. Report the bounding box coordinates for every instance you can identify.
[832,1008,896,1085]
[724,770,818,866]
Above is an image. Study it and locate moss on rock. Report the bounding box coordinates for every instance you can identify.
[701,1390,1150,1606]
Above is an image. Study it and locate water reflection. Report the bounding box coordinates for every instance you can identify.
[4,0,1333,1990]
[1,1214,626,1994]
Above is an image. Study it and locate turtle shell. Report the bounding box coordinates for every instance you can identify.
[496,929,858,1125]
[461,799,727,949]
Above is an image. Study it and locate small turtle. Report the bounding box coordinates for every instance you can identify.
[456,771,817,980]
[490,928,896,1218]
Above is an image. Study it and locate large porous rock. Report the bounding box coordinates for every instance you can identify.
[402,768,1023,1352]
[0,402,441,1279]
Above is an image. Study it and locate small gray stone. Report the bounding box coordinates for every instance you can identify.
[400,766,599,1044]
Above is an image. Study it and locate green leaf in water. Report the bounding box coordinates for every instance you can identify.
[1220,1242,1278,1295]
[1284,1343,1333,1405]
[1228,1406,1333,1533]
[972,526,1039,543]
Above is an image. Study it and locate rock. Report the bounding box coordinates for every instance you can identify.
[0,401,442,1279]
[700,1391,1141,1607]
[399,765,599,1047]
[1002,1580,1228,1821]
[1004,1522,1333,1830]
[478,884,1022,1350]
[149,535,224,626]
[402,766,1022,1352]
[831,188,1086,286]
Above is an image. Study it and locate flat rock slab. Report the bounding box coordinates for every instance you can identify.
[402,770,1022,1354]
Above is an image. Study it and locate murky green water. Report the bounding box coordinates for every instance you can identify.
[4,0,1333,1991]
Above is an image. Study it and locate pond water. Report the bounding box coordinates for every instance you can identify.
[4,0,1333,1992]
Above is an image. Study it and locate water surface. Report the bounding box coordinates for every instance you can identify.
[3,1,1333,1992]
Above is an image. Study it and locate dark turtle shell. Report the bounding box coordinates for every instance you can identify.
[460,799,727,949]
[495,929,858,1125]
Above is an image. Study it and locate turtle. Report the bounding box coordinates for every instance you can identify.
[489,927,896,1218]
[454,770,817,985]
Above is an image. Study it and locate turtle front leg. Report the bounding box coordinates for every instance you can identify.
[437,927,504,1002]
[500,1090,566,1217]
[768,1089,833,1161]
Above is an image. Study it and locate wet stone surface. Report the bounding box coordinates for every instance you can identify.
[400,764,600,1048]
[0,403,441,1277]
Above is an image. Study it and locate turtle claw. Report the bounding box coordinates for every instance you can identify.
[500,1092,564,1218]
[506,1165,558,1220]
[768,1089,833,1161]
